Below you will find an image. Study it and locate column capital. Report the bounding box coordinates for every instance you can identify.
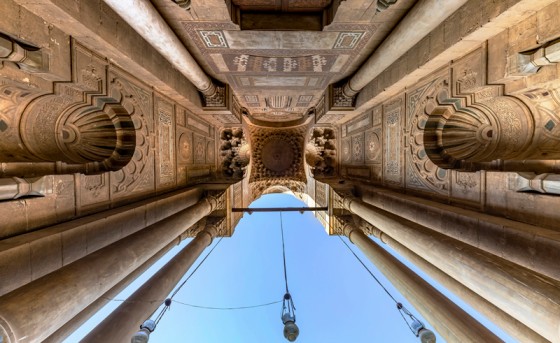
[341,195,357,213]
[196,216,225,244]
[334,215,362,241]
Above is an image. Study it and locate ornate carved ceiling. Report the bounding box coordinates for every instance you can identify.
[152,0,416,124]
[248,126,307,183]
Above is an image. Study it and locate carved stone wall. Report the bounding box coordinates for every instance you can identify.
[0,38,220,230]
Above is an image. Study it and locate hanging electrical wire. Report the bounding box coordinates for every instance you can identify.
[279,212,299,342]
[337,235,436,343]
[131,236,224,343]
[172,299,282,310]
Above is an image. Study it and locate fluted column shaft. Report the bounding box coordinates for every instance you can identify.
[369,226,547,343]
[82,223,219,342]
[0,195,218,343]
[343,197,560,342]
[343,222,500,342]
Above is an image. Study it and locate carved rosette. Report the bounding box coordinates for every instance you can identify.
[423,87,534,170]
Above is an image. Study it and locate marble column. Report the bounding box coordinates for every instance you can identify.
[42,238,181,343]
[342,0,468,97]
[362,220,547,343]
[0,186,203,296]
[102,0,216,96]
[343,196,560,342]
[82,220,221,342]
[341,219,500,342]
[359,186,560,282]
[0,195,219,343]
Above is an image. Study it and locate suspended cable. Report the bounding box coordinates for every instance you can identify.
[131,236,224,342]
[279,212,290,293]
[337,235,436,342]
[106,298,282,310]
[279,212,299,342]
[172,299,283,310]
[337,235,398,303]
[170,236,224,299]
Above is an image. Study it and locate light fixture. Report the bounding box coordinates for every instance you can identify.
[397,303,436,343]
[281,293,299,342]
[339,235,437,343]
[131,319,156,343]
[278,213,299,341]
[411,319,437,343]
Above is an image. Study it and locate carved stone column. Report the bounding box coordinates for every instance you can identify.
[0,195,219,343]
[0,186,203,296]
[342,196,560,342]
[329,0,469,110]
[101,0,228,109]
[358,219,547,343]
[358,186,560,282]
[82,217,223,342]
[338,216,500,343]
[43,238,181,343]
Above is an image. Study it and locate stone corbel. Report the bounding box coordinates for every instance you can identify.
[327,81,357,111]
[201,82,230,110]
[0,32,49,73]
[512,38,560,75]
[0,177,48,200]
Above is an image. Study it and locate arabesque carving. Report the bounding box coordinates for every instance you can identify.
[220,128,249,178]
[249,126,306,183]
[423,85,560,173]
[306,127,336,176]
[0,81,136,177]
[407,78,450,193]
[108,74,155,195]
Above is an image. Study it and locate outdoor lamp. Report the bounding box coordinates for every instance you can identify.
[411,319,436,343]
[282,312,299,342]
[281,292,299,341]
[131,319,156,343]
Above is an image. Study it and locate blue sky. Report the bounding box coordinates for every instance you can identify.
[66,193,513,342]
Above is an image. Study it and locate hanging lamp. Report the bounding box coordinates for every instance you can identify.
[339,235,436,342]
[130,319,156,343]
[279,213,299,342]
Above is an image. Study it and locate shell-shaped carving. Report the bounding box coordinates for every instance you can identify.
[59,98,136,169]
[61,111,118,163]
